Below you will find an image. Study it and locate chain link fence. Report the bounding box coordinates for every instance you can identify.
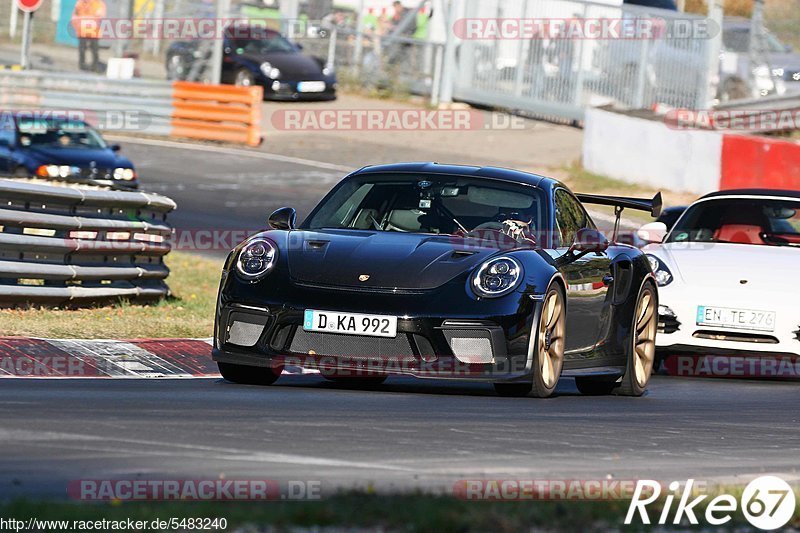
[1,0,795,123]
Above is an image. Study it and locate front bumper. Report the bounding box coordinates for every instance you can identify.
[213,288,537,382]
[656,284,800,357]
[260,78,337,101]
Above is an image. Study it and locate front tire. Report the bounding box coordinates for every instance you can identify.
[531,285,566,398]
[218,362,281,386]
[234,68,255,87]
[616,282,657,396]
[166,54,187,81]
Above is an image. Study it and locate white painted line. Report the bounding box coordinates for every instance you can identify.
[105,135,353,173]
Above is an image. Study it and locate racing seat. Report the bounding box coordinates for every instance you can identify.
[713,223,765,244]
[713,205,768,245]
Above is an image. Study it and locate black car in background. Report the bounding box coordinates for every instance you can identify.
[0,115,138,189]
[214,163,662,398]
[166,27,337,101]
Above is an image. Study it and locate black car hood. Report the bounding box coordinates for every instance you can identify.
[25,146,130,168]
[241,51,323,78]
[287,230,502,290]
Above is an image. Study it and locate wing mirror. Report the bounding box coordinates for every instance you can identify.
[637,222,668,244]
[569,228,609,254]
[110,144,121,152]
[268,207,297,231]
[0,138,11,149]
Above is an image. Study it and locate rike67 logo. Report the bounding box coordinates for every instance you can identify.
[626,476,796,530]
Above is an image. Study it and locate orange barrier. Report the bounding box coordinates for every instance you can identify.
[170,81,263,147]
[720,134,800,191]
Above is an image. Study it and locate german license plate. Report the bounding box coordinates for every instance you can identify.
[696,306,776,332]
[303,310,398,338]
[297,81,326,93]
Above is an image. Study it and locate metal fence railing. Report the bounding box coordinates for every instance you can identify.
[452,0,714,121]
[0,178,176,308]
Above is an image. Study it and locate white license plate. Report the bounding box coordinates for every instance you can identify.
[303,310,398,338]
[696,306,776,332]
[297,81,326,93]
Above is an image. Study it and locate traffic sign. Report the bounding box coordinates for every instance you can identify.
[16,0,44,14]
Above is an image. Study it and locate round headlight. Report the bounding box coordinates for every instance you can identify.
[472,256,523,298]
[236,238,277,280]
[646,254,673,287]
[114,168,136,181]
[260,62,281,79]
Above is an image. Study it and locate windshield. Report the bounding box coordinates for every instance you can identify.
[232,35,297,54]
[304,174,546,238]
[667,197,800,247]
[17,119,107,149]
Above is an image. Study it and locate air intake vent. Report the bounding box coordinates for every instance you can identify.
[442,329,494,364]
[226,312,269,347]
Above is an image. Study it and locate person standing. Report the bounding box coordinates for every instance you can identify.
[71,0,107,72]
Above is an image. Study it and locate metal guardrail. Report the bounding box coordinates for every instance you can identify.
[0,70,175,136]
[715,91,800,111]
[0,178,176,307]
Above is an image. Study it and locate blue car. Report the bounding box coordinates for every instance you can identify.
[0,114,138,189]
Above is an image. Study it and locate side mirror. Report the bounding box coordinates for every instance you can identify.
[0,138,10,148]
[569,228,609,254]
[637,222,668,244]
[268,207,297,231]
[785,44,793,53]
[110,144,121,152]
[296,43,304,51]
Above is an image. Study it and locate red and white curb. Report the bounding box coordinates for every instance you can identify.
[0,337,315,378]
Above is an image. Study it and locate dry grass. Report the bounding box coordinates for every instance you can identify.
[0,252,222,339]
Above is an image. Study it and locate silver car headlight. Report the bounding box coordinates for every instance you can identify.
[472,256,523,298]
[646,254,673,287]
[260,62,281,79]
[236,238,277,281]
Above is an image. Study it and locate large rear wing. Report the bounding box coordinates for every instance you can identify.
[576,192,663,242]
[576,192,663,218]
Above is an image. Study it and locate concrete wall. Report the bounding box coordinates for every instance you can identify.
[583,108,722,195]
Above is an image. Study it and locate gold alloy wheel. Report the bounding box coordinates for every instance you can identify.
[633,287,657,388]
[537,288,566,391]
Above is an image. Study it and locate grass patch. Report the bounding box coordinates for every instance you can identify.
[0,252,221,339]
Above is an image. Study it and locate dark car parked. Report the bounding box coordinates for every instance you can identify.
[166,27,337,101]
[0,114,138,188]
[214,163,662,398]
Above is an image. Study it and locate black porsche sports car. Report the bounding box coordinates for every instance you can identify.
[166,26,337,101]
[213,163,661,397]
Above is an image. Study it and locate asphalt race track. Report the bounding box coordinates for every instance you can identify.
[4,139,796,501]
[1,375,798,500]
[119,138,348,237]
